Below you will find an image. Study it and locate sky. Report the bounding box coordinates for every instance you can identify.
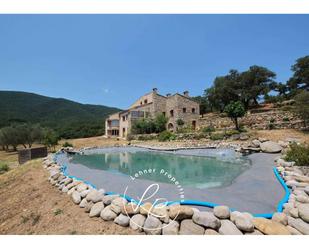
[0,14,308,109]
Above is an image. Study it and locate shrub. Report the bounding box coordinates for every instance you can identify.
[282,117,290,122]
[176,119,185,126]
[269,118,275,123]
[158,131,176,142]
[210,133,225,140]
[131,114,167,135]
[202,126,215,134]
[267,123,275,130]
[225,129,240,136]
[285,143,309,166]
[62,141,73,148]
[0,162,9,174]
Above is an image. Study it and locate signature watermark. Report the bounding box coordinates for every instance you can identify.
[123,168,185,230]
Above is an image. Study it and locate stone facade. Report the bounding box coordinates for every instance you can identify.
[105,89,200,138]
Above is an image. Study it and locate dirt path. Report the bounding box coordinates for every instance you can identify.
[0,159,140,235]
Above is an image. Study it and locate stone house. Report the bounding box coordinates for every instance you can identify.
[105,88,200,138]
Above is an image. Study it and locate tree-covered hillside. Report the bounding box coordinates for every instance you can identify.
[0,91,121,138]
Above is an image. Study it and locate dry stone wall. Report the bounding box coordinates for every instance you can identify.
[199,110,303,130]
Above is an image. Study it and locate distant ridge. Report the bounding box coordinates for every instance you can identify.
[0,91,121,138]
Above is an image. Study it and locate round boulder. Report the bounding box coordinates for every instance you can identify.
[213,206,230,219]
[260,141,282,153]
[179,219,205,235]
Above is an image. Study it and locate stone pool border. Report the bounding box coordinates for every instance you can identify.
[42,148,309,235]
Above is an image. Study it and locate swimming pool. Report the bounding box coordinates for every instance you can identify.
[56,147,284,214]
[68,148,251,189]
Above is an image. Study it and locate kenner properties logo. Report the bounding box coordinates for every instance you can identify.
[123,168,185,230]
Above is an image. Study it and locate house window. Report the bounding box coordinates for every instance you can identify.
[140,101,142,105]
[122,116,125,121]
[144,99,148,104]
[170,110,174,117]
[162,112,166,117]
[183,107,186,113]
[192,108,196,113]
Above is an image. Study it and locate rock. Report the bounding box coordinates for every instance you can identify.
[271,212,288,226]
[86,190,104,203]
[114,213,130,227]
[260,141,282,153]
[213,206,230,219]
[143,215,162,235]
[71,191,81,204]
[110,197,128,214]
[294,175,309,183]
[304,186,309,196]
[80,189,91,198]
[244,230,263,235]
[234,215,254,232]
[67,181,80,190]
[286,225,303,235]
[67,187,75,196]
[121,203,140,216]
[298,204,309,222]
[230,211,242,223]
[288,216,309,235]
[169,205,194,220]
[84,201,94,213]
[102,194,119,205]
[296,195,309,203]
[289,208,299,218]
[152,206,169,223]
[258,137,268,143]
[79,198,88,208]
[179,219,205,235]
[205,229,220,235]
[89,202,104,217]
[130,214,146,231]
[76,183,88,192]
[192,211,221,230]
[100,206,117,221]
[62,186,68,193]
[251,139,260,147]
[139,202,154,216]
[230,134,240,140]
[218,220,242,235]
[51,172,60,180]
[239,134,249,141]
[64,177,73,186]
[253,218,290,235]
[162,220,179,235]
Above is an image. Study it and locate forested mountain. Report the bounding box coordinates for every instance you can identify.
[0,91,121,138]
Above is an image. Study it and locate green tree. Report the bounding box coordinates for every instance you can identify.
[288,55,309,93]
[294,91,309,127]
[154,113,168,133]
[239,66,276,108]
[43,129,59,151]
[191,96,211,115]
[224,101,246,131]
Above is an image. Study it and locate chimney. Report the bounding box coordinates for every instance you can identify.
[166,93,171,97]
[152,88,158,93]
[183,91,189,97]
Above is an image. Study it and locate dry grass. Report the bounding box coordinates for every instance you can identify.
[0,159,140,235]
[59,136,128,149]
[248,129,309,144]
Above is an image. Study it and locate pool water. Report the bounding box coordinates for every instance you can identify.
[70,150,251,189]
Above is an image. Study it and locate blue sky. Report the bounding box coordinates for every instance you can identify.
[0,14,308,109]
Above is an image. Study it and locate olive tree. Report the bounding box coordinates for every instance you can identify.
[224,101,246,131]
